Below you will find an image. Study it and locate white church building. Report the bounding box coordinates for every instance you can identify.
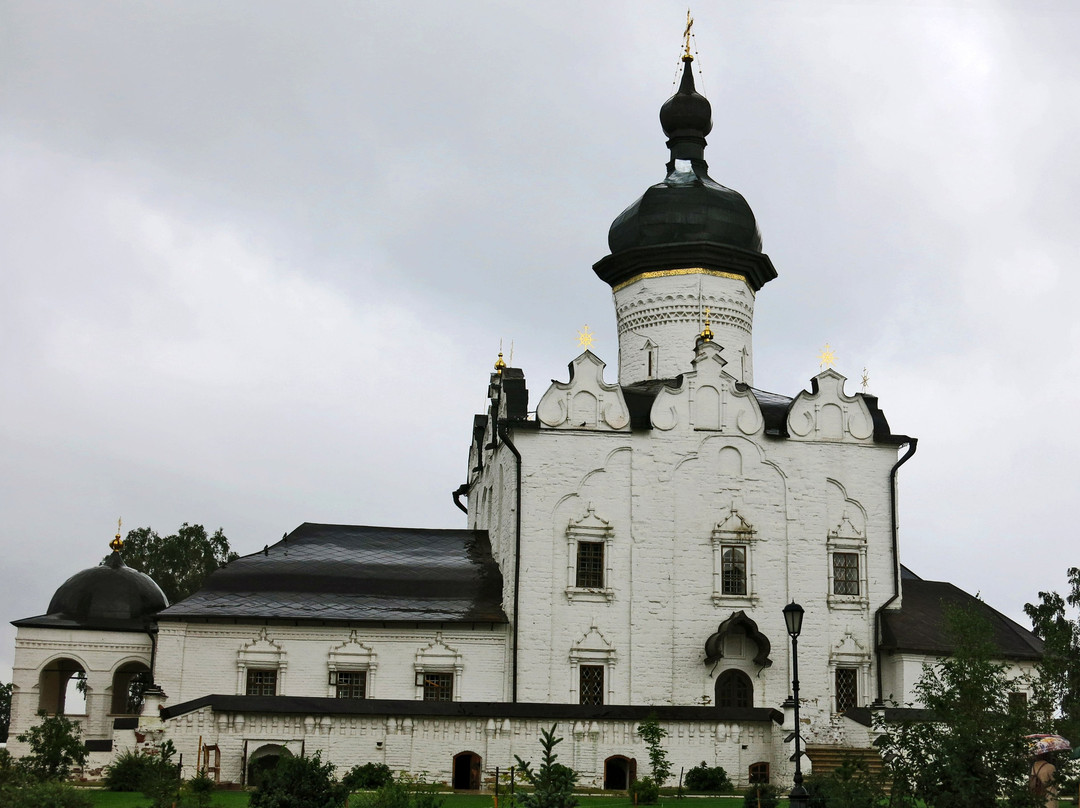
[8,53,1043,789]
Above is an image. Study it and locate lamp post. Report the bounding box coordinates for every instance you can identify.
[783,601,809,808]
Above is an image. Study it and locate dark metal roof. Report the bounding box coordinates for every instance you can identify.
[881,577,1043,661]
[161,694,783,725]
[157,523,507,625]
[12,551,168,632]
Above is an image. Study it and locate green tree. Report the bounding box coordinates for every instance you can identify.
[249,751,348,808]
[115,523,238,604]
[514,724,579,808]
[636,717,672,786]
[1025,566,1080,743]
[876,604,1041,808]
[0,680,11,742]
[16,712,88,781]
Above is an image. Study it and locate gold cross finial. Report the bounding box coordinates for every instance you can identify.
[110,517,124,552]
[577,325,594,349]
[699,308,713,342]
[818,343,837,369]
[683,9,694,58]
[494,351,506,374]
[861,367,870,393]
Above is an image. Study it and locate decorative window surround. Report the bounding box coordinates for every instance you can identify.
[237,629,286,695]
[826,515,868,610]
[565,505,615,603]
[569,625,616,705]
[829,632,871,715]
[414,634,463,702]
[327,631,377,698]
[710,507,758,606]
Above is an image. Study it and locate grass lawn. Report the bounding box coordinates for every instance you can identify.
[82,791,749,808]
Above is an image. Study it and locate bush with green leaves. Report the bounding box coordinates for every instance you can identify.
[0,779,93,808]
[342,762,395,791]
[15,712,87,782]
[629,777,660,804]
[249,750,348,808]
[803,757,887,808]
[683,761,732,793]
[741,782,780,808]
[104,749,155,791]
[514,724,578,808]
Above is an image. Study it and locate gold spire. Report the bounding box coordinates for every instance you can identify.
[494,351,506,375]
[699,308,714,342]
[683,9,694,59]
[818,343,837,369]
[577,325,595,349]
[109,517,124,553]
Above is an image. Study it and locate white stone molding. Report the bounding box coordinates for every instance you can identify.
[537,351,630,430]
[650,340,763,434]
[710,506,759,606]
[826,513,869,610]
[568,625,617,704]
[786,369,875,441]
[236,629,287,695]
[828,632,872,714]
[414,634,463,701]
[565,504,616,603]
[327,631,378,698]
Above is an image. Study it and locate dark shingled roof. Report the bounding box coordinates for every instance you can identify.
[161,694,783,725]
[881,576,1043,661]
[157,523,507,625]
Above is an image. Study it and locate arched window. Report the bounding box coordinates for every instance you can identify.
[111,661,151,714]
[715,669,753,709]
[38,657,87,715]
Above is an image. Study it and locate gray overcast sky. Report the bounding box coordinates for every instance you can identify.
[3,1,1079,680]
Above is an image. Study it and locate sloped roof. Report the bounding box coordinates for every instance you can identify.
[881,574,1043,660]
[157,523,507,625]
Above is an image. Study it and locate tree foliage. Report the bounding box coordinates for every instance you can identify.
[684,762,733,793]
[116,523,238,604]
[16,712,88,782]
[248,751,348,808]
[636,717,672,787]
[514,724,579,808]
[0,680,11,742]
[876,605,1042,808]
[1025,566,1080,744]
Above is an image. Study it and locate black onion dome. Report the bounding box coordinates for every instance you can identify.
[603,55,764,261]
[46,551,169,623]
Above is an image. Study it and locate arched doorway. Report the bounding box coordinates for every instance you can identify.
[247,744,292,788]
[452,751,482,790]
[39,657,87,715]
[111,661,151,714]
[603,756,636,790]
[715,669,753,708]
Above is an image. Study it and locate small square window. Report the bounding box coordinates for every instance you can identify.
[832,553,859,596]
[835,667,857,713]
[579,665,604,705]
[576,542,604,589]
[721,546,747,595]
[334,670,367,699]
[246,669,277,697]
[421,672,453,702]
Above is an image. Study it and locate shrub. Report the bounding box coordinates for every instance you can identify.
[249,751,348,808]
[684,761,732,793]
[514,724,578,808]
[629,777,660,804]
[104,749,155,791]
[355,781,410,808]
[343,762,395,791]
[0,779,93,808]
[183,769,217,808]
[741,783,780,808]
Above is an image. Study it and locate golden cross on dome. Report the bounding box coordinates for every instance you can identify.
[110,517,124,552]
[578,325,595,349]
[683,9,694,58]
[861,367,870,392]
[700,307,714,341]
[818,343,837,369]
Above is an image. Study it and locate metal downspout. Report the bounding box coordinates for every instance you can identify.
[498,422,522,703]
[874,438,918,705]
[452,483,469,515]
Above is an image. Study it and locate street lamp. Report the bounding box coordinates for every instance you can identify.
[783,601,809,808]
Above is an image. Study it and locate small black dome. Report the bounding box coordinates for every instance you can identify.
[47,552,169,623]
[606,56,762,257]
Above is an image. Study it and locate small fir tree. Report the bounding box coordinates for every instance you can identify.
[514,724,578,808]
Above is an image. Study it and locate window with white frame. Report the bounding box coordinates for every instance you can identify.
[331,670,366,699]
[246,669,277,696]
[710,508,757,604]
[327,631,377,699]
[414,634,463,702]
[569,625,616,705]
[419,671,454,702]
[827,515,868,608]
[565,505,614,602]
[829,632,870,715]
[237,629,286,696]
